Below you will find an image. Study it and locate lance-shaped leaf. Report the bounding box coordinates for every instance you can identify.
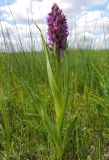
[36,24,62,119]
[23,80,62,151]
[57,52,69,133]
[40,106,62,152]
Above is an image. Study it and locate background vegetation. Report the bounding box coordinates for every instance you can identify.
[0,49,109,159]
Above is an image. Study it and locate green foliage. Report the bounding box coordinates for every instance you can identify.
[35,26,71,159]
[0,49,109,159]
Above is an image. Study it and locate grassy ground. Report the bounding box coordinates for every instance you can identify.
[0,49,109,160]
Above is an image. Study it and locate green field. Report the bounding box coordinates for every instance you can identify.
[0,49,109,160]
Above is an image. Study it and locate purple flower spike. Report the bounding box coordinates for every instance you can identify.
[47,3,68,56]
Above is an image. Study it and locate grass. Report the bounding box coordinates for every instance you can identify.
[0,49,109,160]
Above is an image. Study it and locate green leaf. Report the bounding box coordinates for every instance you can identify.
[23,80,62,152]
[35,24,64,156]
[35,24,62,119]
[40,106,62,152]
[46,52,62,117]
[63,115,77,150]
[57,52,69,133]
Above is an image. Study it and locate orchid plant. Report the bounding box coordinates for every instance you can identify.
[35,3,77,160]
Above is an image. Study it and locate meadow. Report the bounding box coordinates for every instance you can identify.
[0,49,109,160]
